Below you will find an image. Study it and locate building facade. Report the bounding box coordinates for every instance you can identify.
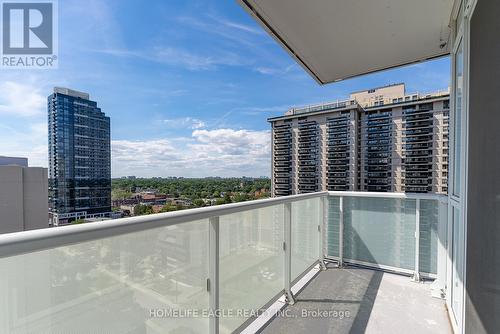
[0,165,48,234]
[270,84,449,196]
[48,87,111,224]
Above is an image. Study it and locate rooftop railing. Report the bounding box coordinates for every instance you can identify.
[0,191,447,334]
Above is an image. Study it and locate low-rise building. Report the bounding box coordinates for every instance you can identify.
[0,163,48,234]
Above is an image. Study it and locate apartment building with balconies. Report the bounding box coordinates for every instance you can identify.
[269,84,449,196]
[270,100,362,196]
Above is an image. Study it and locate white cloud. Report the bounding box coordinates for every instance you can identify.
[152,47,219,70]
[231,105,290,115]
[254,64,297,76]
[254,67,279,75]
[0,76,54,167]
[0,122,48,167]
[176,15,262,48]
[162,117,206,129]
[206,15,264,36]
[111,128,271,177]
[94,46,250,71]
[0,81,46,117]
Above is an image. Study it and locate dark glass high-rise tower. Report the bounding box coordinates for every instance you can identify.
[48,87,111,224]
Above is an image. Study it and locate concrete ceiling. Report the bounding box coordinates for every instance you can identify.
[238,0,454,84]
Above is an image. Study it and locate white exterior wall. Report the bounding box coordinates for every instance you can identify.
[0,166,48,234]
[0,166,24,233]
[23,167,49,231]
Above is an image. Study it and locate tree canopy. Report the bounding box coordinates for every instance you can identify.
[112,177,271,202]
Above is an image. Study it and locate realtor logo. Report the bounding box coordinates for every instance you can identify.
[1,0,58,68]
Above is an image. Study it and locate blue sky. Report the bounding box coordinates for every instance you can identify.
[0,0,450,177]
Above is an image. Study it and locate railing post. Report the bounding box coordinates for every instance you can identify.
[412,199,421,282]
[339,196,344,268]
[319,195,327,270]
[283,202,295,304]
[208,217,220,334]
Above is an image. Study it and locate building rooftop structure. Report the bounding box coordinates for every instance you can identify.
[53,87,90,100]
[277,84,450,121]
[0,156,28,167]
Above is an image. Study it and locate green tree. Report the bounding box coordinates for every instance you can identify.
[193,199,205,207]
[160,205,179,212]
[233,193,252,203]
[111,189,132,201]
[134,204,154,216]
[215,198,226,205]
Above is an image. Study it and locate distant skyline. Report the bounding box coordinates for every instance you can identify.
[0,0,450,178]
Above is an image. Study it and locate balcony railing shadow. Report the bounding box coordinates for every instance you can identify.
[259,225,384,334]
[259,264,384,334]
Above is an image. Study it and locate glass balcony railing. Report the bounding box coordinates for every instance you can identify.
[0,191,447,334]
[327,192,447,278]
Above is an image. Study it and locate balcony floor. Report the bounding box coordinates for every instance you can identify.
[260,264,451,334]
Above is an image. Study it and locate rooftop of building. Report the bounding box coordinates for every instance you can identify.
[53,87,90,100]
[268,84,450,122]
[0,156,29,167]
[349,82,406,95]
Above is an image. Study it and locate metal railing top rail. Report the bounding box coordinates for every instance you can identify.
[0,191,328,259]
[328,191,448,203]
[0,190,447,259]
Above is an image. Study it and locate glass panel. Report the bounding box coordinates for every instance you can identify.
[343,197,416,270]
[453,40,464,197]
[291,198,321,281]
[451,206,464,327]
[0,220,209,334]
[327,196,341,257]
[218,205,284,334]
[419,199,443,274]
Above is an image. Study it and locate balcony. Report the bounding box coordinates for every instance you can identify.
[327,185,349,191]
[298,137,318,144]
[327,166,349,172]
[0,191,449,334]
[327,140,349,146]
[327,172,347,178]
[328,133,349,140]
[327,159,350,166]
[297,185,319,193]
[240,1,500,333]
[366,126,391,134]
[327,153,349,159]
[366,112,392,119]
[327,121,348,128]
